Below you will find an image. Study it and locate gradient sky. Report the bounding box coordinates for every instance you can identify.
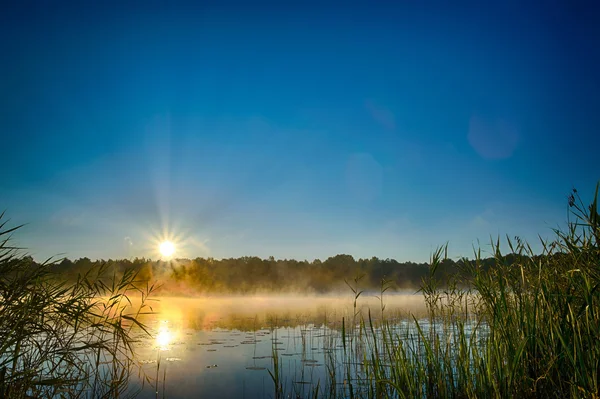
[2,2,599,262]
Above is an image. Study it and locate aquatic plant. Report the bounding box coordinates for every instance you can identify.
[0,212,157,398]
[267,183,600,398]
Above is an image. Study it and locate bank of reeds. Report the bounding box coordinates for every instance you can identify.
[269,184,600,398]
[0,212,156,398]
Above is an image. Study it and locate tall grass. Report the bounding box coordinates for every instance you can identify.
[0,212,157,398]
[268,183,600,398]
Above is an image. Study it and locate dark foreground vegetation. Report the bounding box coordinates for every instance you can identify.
[0,213,156,398]
[1,183,599,398]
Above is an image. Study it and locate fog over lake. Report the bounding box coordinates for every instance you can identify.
[130,294,430,398]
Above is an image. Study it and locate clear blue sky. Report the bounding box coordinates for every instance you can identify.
[2,2,599,262]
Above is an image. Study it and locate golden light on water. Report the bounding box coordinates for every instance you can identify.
[159,241,175,258]
[156,324,173,350]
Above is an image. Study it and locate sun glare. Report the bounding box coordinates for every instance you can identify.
[156,328,172,349]
[159,241,175,258]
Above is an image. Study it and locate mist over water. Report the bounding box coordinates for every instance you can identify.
[130,294,428,398]
[140,294,427,328]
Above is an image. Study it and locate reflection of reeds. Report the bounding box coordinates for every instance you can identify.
[0,212,156,398]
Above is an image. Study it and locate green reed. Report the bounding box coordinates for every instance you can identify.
[0,212,156,398]
[268,183,600,398]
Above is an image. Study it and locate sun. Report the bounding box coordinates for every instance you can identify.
[159,241,175,258]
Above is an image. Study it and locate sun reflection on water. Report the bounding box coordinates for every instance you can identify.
[156,321,173,350]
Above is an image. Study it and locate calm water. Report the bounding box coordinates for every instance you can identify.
[129,294,431,398]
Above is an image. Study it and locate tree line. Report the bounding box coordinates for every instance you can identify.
[40,252,534,295]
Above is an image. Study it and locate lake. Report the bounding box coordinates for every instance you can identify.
[128,294,435,398]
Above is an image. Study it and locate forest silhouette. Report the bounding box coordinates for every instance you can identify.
[42,252,532,294]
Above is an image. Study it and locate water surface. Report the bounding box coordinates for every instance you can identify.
[131,294,429,398]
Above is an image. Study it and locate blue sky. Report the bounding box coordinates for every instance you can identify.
[2,2,599,262]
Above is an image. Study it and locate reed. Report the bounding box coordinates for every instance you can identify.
[0,212,156,398]
[268,183,600,398]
